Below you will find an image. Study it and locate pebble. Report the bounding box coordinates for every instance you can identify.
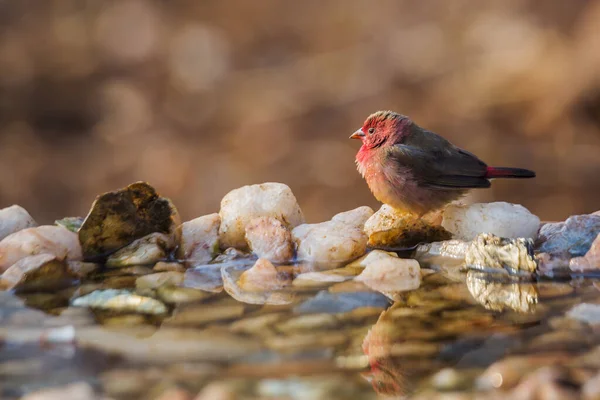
[245,216,294,263]
[222,264,294,305]
[536,214,600,258]
[363,204,451,248]
[294,291,390,314]
[346,250,398,270]
[292,269,355,288]
[237,258,291,292]
[466,271,538,313]
[0,225,82,272]
[330,206,374,230]
[1,254,75,291]
[156,286,213,305]
[442,202,540,241]
[183,264,225,293]
[292,220,367,266]
[106,232,172,268]
[465,233,537,276]
[177,213,220,266]
[0,205,37,242]
[218,182,304,250]
[71,289,168,315]
[355,255,421,293]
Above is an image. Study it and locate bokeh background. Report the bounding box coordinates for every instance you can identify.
[0,0,599,224]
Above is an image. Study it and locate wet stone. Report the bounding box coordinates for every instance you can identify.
[414,240,469,261]
[331,206,374,230]
[364,204,451,248]
[177,213,220,266]
[466,271,538,313]
[183,264,226,293]
[71,289,168,315]
[355,255,421,294]
[1,254,76,292]
[294,290,390,314]
[222,263,294,305]
[0,205,37,241]
[78,181,180,261]
[465,233,537,276]
[54,216,84,233]
[245,216,294,264]
[442,202,540,241]
[106,232,172,268]
[237,258,291,292]
[536,214,600,258]
[570,233,600,272]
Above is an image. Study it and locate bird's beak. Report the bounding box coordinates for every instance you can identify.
[350,129,365,140]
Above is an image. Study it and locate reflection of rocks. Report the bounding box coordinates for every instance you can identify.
[442,202,540,241]
[536,214,600,258]
[566,303,600,325]
[0,225,82,272]
[237,258,291,292]
[183,264,226,293]
[570,233,600,271]
[176,213,220,266]
[292,220,367,266]
[135,271,184,292]
[218,182,304,250]
[244,216,294,263]
[466,271,538,313]
[364,205,450,248]
[222,264,293,305]
[294,291,390,314]
[78,182,180,260]
[1,254,76,292]
[414,240,468,260]
[465,233,537,276]
[106,232,173,268]
[0,205,37,241]
[71,289,168,315]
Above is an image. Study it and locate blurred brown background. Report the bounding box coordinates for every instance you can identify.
[0,0,599,224]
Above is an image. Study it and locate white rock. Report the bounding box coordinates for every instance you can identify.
[292,220,367,266]
[237,258,290,292]
[218,183,304,250]
[355,254,421,293]
[245,216,294,263]
[331,206,374,230]
[346,250,399,270]
[0,226,82,272]
[0,205,37,242]
[177,213,220,265]
[442,202,540,241]
[106,232,171,268]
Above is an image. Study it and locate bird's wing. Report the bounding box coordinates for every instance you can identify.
[385,137,490,189]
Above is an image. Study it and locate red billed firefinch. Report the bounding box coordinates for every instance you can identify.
[351,111,535,216]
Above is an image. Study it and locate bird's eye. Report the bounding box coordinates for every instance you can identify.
[368,128,375,134]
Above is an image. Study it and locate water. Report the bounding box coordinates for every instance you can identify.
[1,263,599,399]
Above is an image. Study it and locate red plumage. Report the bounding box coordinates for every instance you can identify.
[351,111,536,215]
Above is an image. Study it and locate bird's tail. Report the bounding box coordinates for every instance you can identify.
[485,167,536,179]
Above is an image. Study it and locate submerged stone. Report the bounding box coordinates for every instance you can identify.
[0,225,82,272]
[465,271,538,313]
[1,254,76,292]
[106,233,172,268]
[442,202,540,241]
[294,290,390,314]
[54,216,84,233]
[71,289,167,315]
[0,205,37,241]
[237,258,291,292]
[222,264,293,305]
[218,182,304,250]
[364,204,451,248]
[292,269,355,288]
[156,286,213,304]
[292,220,367,266]
[536,214,600,258]
[245,216,294,263]
[183,264,226,293]
[78,182,180,261]
[465,233,537,276]
[176,213,220,266]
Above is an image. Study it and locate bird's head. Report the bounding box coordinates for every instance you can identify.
[350,111,410,149]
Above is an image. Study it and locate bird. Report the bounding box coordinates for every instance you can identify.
[350,111,535,216]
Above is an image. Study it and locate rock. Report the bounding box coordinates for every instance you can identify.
[294,291,390,314]
[442,202,540,241]
[71,289,167,315]
[292,220,367,266]
[292,269,355,288]
[237,258,291,292]
[66,261,100,278]
[346,250,399,270]
[176,213,220,266]
[0,225,82,273]
[567,303,600,325]
[218,182,304,250]
[135,271,184,292]
[212,247,255,264]
[156,286,213,304]
[363,204,451,248]
[183,265,225,293]
[222,264,294,305]
[466,271,538,313]
[0,205,36,241]
[1,254,76,291]
[78,182,180,261]
[106,233,173,268]
[165,304,245,326]
[54,216,84,233]
[21,382,99,400]
[153,261,186,272]
[244,217,294,263]
[331,206,374,229]
[465,233,537,276]
[570,233,600,271]
[355,255,421,294]
[414,240,468,260]
[536,214,600,258]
